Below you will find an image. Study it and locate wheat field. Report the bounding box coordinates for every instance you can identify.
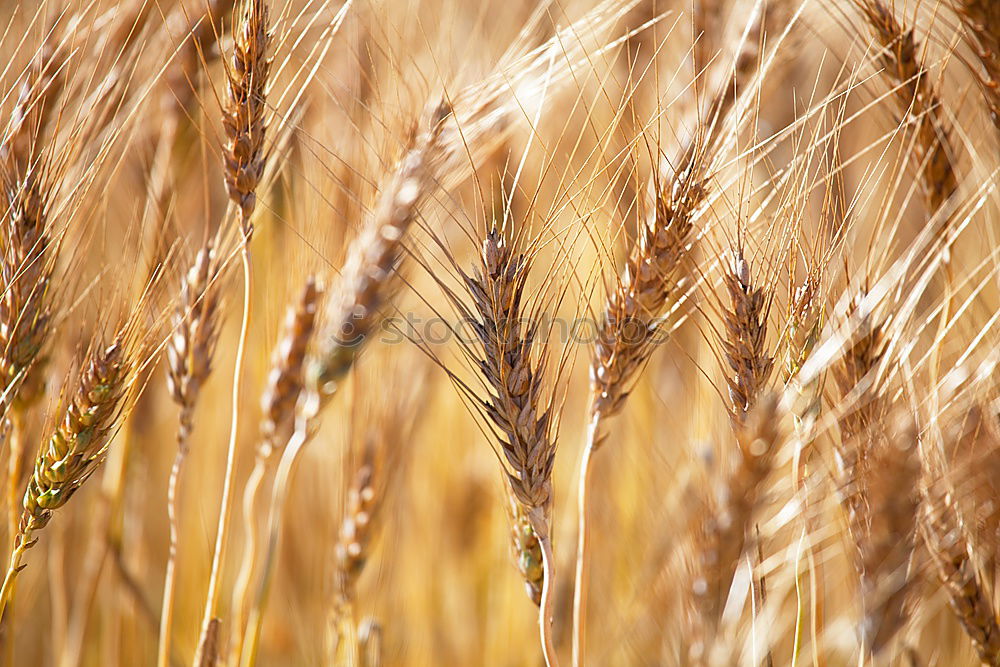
[0,0,998,665]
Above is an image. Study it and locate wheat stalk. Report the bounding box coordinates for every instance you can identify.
[158,245,222,667]
[238,103,450,666]
[229,277,319,663]
[465,227,559,665]
[194,0,272,661]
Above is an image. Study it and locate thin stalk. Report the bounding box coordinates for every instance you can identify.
[239,415,311,667]
[5,413,22,556]
[0,521,35,622]
[2,412,21,665]
[157,404,194,667]
[228,458,267,662]
[530,508,559,667]
[573,412,601,666]
[193,222,252,663]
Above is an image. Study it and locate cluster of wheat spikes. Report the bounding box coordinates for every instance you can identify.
[4,0,1000,665]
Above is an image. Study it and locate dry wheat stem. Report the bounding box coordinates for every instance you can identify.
[229,277,319,664]
[575,145,709,665]
[193,1,270,660]
[158,246,221,667]
[508,490,545,606]
[238,105,448,667]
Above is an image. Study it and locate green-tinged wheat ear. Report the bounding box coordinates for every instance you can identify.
[0,338,133,619]
[508,490,544,606]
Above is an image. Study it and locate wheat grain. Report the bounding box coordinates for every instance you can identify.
[856,0,958,213]
[952,0,1000,131]
[720,251,774,429]
[222,0,271,229]
[921,455,1000,666]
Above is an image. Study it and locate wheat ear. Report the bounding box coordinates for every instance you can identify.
[832,293,886,522]
[229,277,319,663]
[575,143,708,665]
[238,104,449,667]
[921,449,1000,665]
[1,35,65,587]
[856,0,958,215]
[720,251,774,429]
[0,337,135,621]
[194,0,271,662]
[468,228,559,666]
[158,245,222,667]
[952,0,1000,132]
[1,169,56,546]
[853,417,920,656]
[688,394,781,663]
